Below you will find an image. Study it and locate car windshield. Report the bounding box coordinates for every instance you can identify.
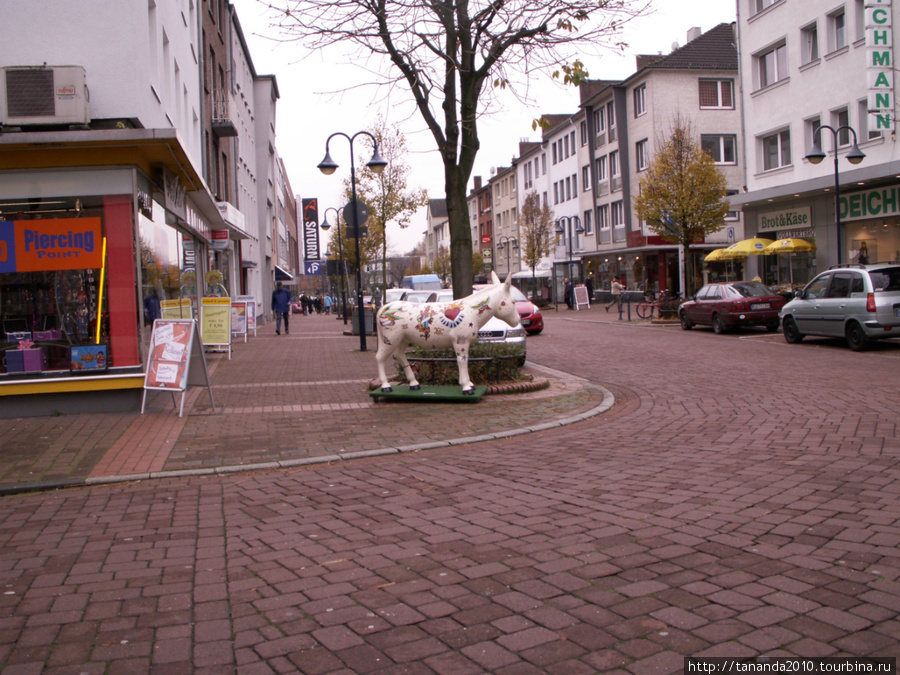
[730,282,776,298]
[869,266,900,291]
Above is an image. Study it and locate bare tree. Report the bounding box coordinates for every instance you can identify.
[519,190,553,296]
[266,0,648,299]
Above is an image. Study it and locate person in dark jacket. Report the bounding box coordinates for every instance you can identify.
[272,282,292,334]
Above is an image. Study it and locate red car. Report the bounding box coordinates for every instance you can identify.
[472,284,544,335]
[679,281,786,334]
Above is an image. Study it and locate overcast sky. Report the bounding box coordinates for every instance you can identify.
[230,0,738,254]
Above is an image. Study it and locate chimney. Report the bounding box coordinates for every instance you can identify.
[474,176,482,190]
[687,26,702,43]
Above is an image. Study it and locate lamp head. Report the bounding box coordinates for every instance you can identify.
[320,217,331,230]
[555,222,565,234]
[496,240,504,250]
[366,147,388,175]
[317,149,339,175]
[575,221,585,234]
[512,239,519,250]
[805,141,826,165]
[846,143,866,165]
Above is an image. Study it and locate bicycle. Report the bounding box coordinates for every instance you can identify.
[635,291,660,320]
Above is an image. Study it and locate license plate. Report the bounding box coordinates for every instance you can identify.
[751,303,771,310]
[521,319,531,326]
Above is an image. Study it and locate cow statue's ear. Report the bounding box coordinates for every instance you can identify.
[490,270,501,285]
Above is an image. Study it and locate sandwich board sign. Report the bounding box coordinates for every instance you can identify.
[201,296,232,359]
[141,319,216,417]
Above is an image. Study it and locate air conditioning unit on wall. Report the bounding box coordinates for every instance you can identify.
[1,65,90,126]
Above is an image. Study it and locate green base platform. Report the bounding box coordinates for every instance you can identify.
[369,385,488,402]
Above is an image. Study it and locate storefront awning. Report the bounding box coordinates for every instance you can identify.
[274,265,294,281]
[512,269,551,278]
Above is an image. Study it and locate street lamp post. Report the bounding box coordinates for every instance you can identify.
[555,215,584,284]
[318,131,387,351]
[320,207,349,326]
[495,235,519,279]
[804,124,865,265]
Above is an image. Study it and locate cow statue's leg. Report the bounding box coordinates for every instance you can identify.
[375,339,396,393]
[394,349,420,390]
[453,340,475,394]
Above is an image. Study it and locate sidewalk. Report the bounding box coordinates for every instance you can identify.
[1,310,613,495]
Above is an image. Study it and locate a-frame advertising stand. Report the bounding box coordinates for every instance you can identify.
[141,319,216,417]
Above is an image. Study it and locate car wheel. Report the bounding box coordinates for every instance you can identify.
[712,313,726,334]
[782,317,804,344]
[679,312,693,330]
[845,322,870,351]
[765,321,779,332]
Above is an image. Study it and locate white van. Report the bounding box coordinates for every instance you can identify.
[401,274,443,291]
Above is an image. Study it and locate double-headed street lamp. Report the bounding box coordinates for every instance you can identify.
[317,131,387,351]
[320,207,348,326]
[555,215,584,284]
[804,124,865,265]
[495,235,519,278]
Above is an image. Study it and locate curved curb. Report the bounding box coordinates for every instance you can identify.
[1,379,614,496]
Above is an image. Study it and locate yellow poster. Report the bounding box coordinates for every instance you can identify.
[161,298,193,319]
[201,297,232,346]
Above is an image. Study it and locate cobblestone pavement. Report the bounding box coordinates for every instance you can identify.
[0,307,898,673]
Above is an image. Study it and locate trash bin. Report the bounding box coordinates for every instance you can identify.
[352,309,375,335]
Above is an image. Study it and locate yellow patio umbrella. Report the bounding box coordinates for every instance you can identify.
[764,238,816,285]
[704,248,735,262]
[763,238,816,254]
[724,238,773,256]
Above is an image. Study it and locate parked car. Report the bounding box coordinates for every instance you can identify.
[403,290,436,304]
[383,288,408,304]
[679,281,786,333]
[779,262,900,351]
[510,286,544,335]
[430,289,527,353]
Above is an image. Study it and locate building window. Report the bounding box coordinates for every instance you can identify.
[598,204,610,230]
[855,0,866,42]
[801,22,819,65]
[524,162,533,190]
[753,0,778,15]
[806,116,821,150]
[725,189,740,221]
[831,107,851,146]
[541,153,547,174]
[563,135,570,159]
[570,131,576,154]
[580,120,588,146]
[565,176,572,201]
[552,143,558,165]
[699,79,734,109]
[593,106,606,145]
[636,139,650,171]
[607,101,617,141]
[611,201,625,241]
[572,173,578,197]
[634,84,646,117]
[610,150,620,178]
[553,182,559,205]
[582,165,591,191]
[858,99,883,140]
[701,135,737,164]
[761,129,792,171]
[755,41,788,90]
[584,209,593,235]
[829,8,846,52]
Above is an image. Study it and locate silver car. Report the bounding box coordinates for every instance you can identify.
[779,263,900,351]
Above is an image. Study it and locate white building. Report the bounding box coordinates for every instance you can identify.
[734,0,900,284]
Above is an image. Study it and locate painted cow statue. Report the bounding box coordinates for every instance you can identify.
[375,271,520,395]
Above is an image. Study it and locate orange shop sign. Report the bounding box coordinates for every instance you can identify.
[0,217,102,272]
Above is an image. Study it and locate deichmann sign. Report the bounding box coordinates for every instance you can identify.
[0,217,103,273]
[840,184,900,221]
[301,198,320,262]
[759,207,811,232]
[866,0,895,132]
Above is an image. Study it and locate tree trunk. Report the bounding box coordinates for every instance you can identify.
[446,165,473,298]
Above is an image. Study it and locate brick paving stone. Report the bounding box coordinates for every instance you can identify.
[3,312,900,672]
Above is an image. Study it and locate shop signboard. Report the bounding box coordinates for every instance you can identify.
[302,198,320,261]
[231,300,248,343]
[758,208,811,233]
[141,319,215,417]
[210,229,230,251]
[200,296,232,359]
[236,294,257,336]
[161,298,193,319]
[0,217,102,273]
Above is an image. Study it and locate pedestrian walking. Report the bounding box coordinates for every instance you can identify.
[272,282,292,334]
[585,272,595,303]
[606,276,624,313]
[564,278,574,310]
[323,295,333,315]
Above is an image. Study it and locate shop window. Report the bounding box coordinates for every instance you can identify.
[0,196,131,376]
